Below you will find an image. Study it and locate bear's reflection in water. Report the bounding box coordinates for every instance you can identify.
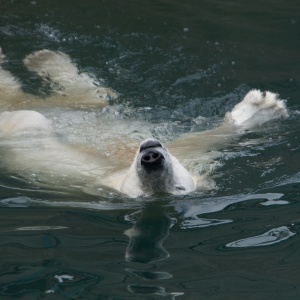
[124,204,184,298]
[125,205,171,263]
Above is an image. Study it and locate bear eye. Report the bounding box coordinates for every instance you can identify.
[176,186,186,191]
[140,139,162,152]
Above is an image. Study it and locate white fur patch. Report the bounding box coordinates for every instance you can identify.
[24,50,119,102]
[0,110,51,135]
[226,89,288,127]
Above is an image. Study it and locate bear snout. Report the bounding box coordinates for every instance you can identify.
[141,149,164,169]
[139,139,162,153]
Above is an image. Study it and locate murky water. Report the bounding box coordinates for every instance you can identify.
[0,0,300,299]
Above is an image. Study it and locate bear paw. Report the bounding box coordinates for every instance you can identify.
[226,89,288,127]
[23,50,78,82]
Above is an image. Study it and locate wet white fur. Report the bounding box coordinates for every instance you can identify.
[0,49,118,110]
[226,89,288,127]
[23,50,119,101]
[0,49,289,197]
[0,110,51,134]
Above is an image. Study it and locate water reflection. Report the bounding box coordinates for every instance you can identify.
[226,226,295,248]
[124,204,183,298]
[128,284,183,299]
[124,205,171,263]
[0,268,100,297]
[174,192,287,229]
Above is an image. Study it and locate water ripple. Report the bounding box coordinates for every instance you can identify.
[226,226,296,248]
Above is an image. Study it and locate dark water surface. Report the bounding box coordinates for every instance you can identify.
[1,0,300,299]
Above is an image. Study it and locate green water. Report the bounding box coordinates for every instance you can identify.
[1,0,300,299]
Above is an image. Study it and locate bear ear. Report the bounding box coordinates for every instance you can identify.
[139,139,162,153]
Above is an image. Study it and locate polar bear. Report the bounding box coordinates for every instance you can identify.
[0,48,289,198]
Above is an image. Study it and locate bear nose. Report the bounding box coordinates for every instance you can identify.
[141,150,164,168]
[140,139,162,153]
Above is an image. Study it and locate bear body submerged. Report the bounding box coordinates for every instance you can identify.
[0,49,289,198]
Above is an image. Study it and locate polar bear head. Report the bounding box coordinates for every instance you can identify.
[119,139,197,198]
